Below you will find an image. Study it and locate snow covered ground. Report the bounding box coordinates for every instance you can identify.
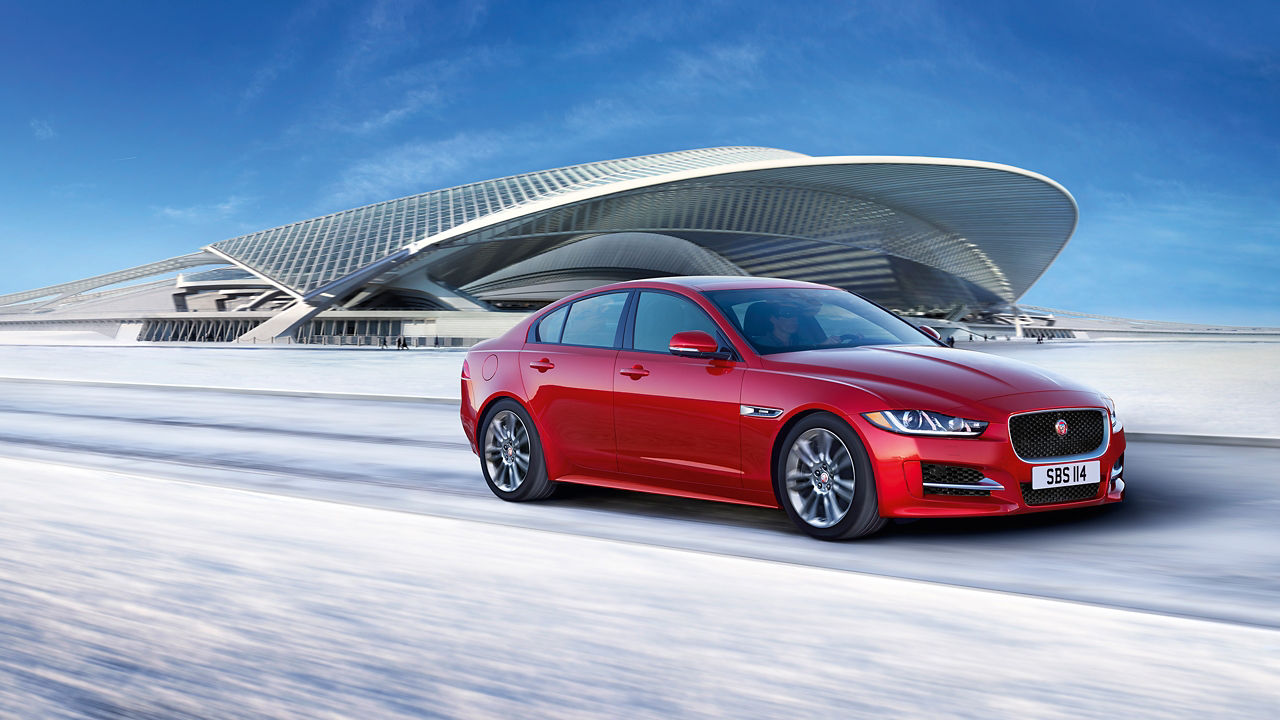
[0,458,1275,719]
[970,340,1280,439]
[0,378,1276,627]
[0,344,468,398]
[0,340,1277,717]
[0,340,1276,437]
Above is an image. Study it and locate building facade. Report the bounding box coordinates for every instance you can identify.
[0,147,1078,345]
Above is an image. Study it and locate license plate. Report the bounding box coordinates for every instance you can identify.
[1031,461,1098,489]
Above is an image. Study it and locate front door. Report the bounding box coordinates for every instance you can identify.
[613,290,744,487]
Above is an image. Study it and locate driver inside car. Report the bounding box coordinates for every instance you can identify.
[746,301,848,348]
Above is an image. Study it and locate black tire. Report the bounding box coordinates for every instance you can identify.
[478,399,556,501]
[774,413,887,540]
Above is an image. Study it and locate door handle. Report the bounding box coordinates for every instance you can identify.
[619,365,649,379]
[528,358,555,372]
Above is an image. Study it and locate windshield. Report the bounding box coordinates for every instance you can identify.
[704,287,936,355]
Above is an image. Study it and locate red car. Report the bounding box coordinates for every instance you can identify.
[460,277,1125,540]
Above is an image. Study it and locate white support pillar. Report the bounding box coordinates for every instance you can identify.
[236,300,323,342]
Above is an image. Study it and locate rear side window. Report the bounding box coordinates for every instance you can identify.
[632,291,721,353]
[533,305,568,343]
[560,292,627,348]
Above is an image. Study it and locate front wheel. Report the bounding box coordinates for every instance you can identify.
[775,413,886,540]
[480,399,556,501]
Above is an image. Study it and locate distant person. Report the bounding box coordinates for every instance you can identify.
[380,336,388,349]
[947,336,955,347]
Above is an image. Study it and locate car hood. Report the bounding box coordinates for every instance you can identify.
[762,345,1103,415]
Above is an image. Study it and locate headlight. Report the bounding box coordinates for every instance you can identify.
[863,410,988,437]
[1102,396,1122,432]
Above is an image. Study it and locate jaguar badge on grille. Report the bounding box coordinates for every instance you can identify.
[1054,419,1069,436]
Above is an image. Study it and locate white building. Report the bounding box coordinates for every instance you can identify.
[0,147,1079,345]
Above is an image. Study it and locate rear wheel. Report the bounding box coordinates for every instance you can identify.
[775,413,886,540]
[480,399,556,501]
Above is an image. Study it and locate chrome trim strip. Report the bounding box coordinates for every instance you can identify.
[740,405,783,418]
[923,477,1005,491]
[1008,407,1110,464]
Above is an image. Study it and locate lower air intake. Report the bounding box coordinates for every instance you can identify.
[1020,482,1100,506]
[923,464,990,496]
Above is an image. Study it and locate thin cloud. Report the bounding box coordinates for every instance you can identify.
[659,42,763,94]
[556,42,763,143]
[313,44,514,137]
[51,182,96,200]
[337,0,492,81]
[342,86,442,135]
[561,1,728,58]
[240,49,299,109]
[563,98,663,139]
[238,0,328,112]
[458,0,489,32]
[325,132,507,208]
[29,119,56,140]
[156,196,250,223]
[337,0,421,82]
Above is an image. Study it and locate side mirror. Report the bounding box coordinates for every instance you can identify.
[669,330,732,360]
[918,325,942,342]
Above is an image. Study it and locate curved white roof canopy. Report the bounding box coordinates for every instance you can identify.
[209,147,802,297]
[204,147,1075,340]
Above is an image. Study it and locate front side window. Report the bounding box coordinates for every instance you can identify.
[560,292,628,348]
[631,291,722,353]
[706,287,935,354]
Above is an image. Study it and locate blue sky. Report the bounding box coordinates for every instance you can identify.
[2,0,1277,324]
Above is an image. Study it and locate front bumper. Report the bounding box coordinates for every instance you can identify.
[862,414,1126,518]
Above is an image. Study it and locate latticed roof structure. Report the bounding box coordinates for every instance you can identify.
[0,146,1077,342]
[209,147,803,297]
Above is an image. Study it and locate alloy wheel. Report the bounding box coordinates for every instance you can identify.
[484,409,531,492]
[783,427,856,528]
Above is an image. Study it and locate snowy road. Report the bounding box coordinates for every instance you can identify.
[0,380,1276,631]
[0,373,1278,717]
[2,459,1275,719]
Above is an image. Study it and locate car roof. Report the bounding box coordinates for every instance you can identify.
[601,275,834,293]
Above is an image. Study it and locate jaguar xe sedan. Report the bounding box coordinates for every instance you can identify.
[460,277,1125,540]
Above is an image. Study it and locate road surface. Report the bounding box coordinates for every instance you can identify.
[0,380,1276,717]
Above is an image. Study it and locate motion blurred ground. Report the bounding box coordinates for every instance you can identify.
[1,459,1276,719]
[0,340,1277,717]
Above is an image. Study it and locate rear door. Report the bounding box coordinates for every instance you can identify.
[613,290,745,487]
[520,291,629,474]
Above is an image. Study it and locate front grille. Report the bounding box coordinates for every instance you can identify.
[922,464,989,496]
[1009,409,1106,460]
[1020,482,1100,506]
